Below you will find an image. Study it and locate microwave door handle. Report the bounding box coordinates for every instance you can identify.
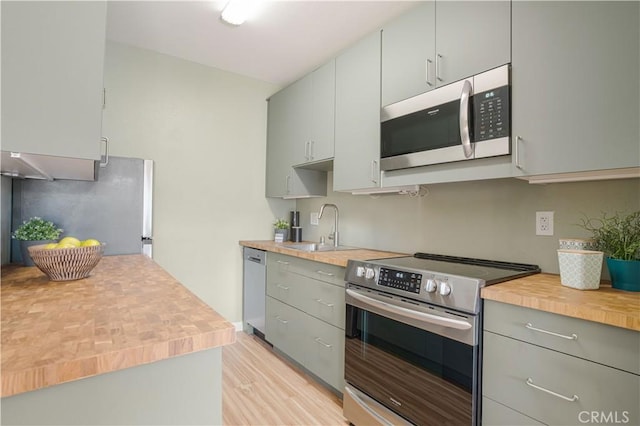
[346,289,472,330]
[459,80,473,158]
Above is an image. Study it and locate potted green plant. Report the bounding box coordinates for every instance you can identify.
[579,211,640,291]
[12,217,63,266]
[273,218,289,243]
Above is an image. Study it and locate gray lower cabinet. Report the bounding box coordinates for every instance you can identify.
[511,1,640,177]
[2,1,106,161]
[482,301,640,426]
[265,253,346,393]
[334,31,383,192]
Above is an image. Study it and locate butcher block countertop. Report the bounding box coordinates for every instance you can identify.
[1,254,236,397]
[239,240,407,267]
[482,273,640,332]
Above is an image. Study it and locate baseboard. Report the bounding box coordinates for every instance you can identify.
[232,321,243,332]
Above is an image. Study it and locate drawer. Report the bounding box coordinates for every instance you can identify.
[302,314,345,392]
[265,296,305,363]
[268,252,345,288]
[482,397,545,426]
[483,331,640,426]
[297,274,345,329]
[484,300,640,374]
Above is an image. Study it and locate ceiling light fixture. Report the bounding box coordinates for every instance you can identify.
[221,0,256,26]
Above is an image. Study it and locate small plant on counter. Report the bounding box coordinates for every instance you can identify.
[274,218,289,229]
[579,211,640,261]
[12,217,63,241]
[579,210,640,292]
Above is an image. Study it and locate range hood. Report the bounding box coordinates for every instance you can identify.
[0,151,97,181]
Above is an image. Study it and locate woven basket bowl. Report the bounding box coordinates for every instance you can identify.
[28,243,105,281]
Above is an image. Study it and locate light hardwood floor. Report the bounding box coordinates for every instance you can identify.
[223,331,348,426]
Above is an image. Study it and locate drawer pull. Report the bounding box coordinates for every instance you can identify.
[314,299,335,308]
[276,260,290,265]
[314,337,332,349]
[276,284,290,291]
[525,323,578,340]
[316,270,335,277]
[526,378,579,402]
[275,316,288,324]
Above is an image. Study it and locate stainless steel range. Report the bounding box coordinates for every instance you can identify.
[343,253,539,426]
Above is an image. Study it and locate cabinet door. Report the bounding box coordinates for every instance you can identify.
[265,91,292,197]
[482,397,545,426]
[334,32,383,192]
[303,314,345,392]
[483,331,640,426]
[1,1,106,160]
[511,1,640,176]
[381,1,435,106]
[265,296,305,363]
[310,60,335,162]
[434,1,511,86]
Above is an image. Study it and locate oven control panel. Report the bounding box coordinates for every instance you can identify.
[378,268,422,294]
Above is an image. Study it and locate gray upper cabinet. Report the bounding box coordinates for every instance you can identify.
[511,1,640,177]
[1,1,107,160]
[334,32,382,192]
[291,60,336,166]
[434,1,511,87]
[265,82,327,198]
[381,2,435,107]
[381,1,511,106]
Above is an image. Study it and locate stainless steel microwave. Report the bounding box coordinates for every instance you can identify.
[381,64,510,171]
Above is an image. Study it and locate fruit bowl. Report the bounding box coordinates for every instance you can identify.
[28,243,105,281]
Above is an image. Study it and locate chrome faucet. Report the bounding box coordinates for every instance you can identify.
[318,203,339,247]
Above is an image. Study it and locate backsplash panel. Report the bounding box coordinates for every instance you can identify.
[296,175,640,274]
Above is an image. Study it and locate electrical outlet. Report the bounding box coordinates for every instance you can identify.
[536,211,554,236]
[310,212,319,226]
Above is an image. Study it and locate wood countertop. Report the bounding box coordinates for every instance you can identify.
[239,240,408,267]
[1,255,236,397]
[482,273,640,332]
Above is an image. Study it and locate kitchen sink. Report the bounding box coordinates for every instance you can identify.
[282,242,359,252]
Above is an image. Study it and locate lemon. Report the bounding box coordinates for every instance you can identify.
[58,236,81,247]
[44,243,58,249]
[55,243,76,249]
[80,239,101,247]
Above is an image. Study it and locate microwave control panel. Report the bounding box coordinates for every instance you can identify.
[473,85,510,142]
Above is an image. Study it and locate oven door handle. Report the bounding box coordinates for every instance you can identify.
[346,289,472,330]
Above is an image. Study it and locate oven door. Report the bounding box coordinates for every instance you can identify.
[344,285,480,426]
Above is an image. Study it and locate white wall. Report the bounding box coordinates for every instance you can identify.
[297,174,640,275]
[103,42,293,322]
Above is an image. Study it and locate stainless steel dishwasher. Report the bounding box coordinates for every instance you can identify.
[243,247,266,336]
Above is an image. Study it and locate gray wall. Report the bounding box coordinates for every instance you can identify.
[102,42,293,324]
[297,174,640,275]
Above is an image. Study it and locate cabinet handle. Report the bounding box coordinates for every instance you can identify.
[276,260,290,265]
[314,337,332,349]
[314,298,335,308]
[525,378,579,402]
[100,137,109,168]
[436,53,443,82]
[514,136,524,170]
[370,160,378,184]
[275,316,288,325]
[276,284,290,291]
[309,141,314,161]
[525,323,578,340]
[285,175,291,194]
[316,270,335,277]
[426,59,434,86]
